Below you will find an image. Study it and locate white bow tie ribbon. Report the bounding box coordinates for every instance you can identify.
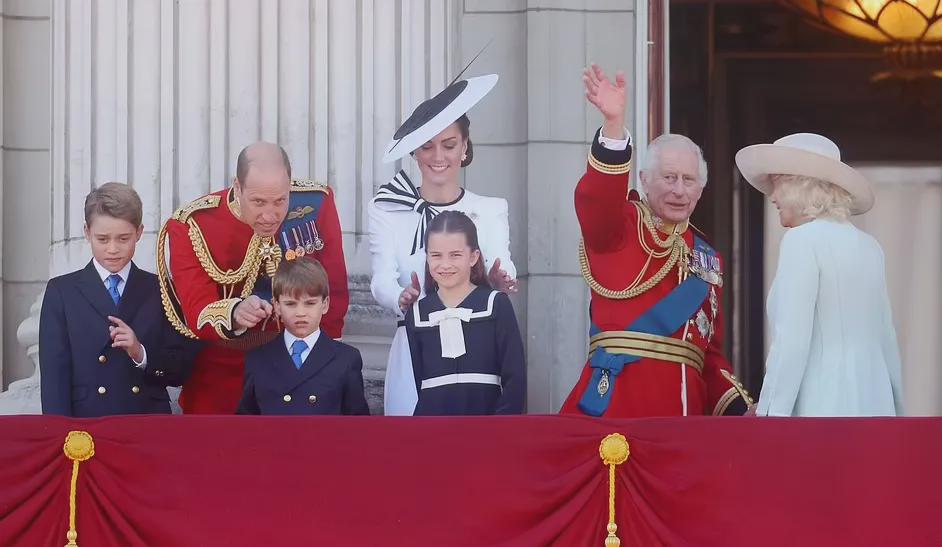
[426,307,474,358]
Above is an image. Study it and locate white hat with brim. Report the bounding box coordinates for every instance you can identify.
[735,133,874,215]
[382,74,498,164]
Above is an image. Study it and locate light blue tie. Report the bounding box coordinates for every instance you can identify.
[290,339,308,370]
[107,274,122,306]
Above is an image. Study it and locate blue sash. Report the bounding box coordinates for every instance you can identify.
[577,235,715,416]
[254,190,327,303]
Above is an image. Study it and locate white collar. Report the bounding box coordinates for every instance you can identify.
[283,329,321,352]
[92,259,132,284]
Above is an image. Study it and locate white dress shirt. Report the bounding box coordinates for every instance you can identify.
[756,219,904,417]
[284,329,321,365]
[92,259,147,368]
[597,127,632,151]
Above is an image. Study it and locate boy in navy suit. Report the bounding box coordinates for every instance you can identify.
[39,182,200,417]
[237,259,369,415]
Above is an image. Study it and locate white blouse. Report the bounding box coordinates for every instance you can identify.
[368,173,516,315]
[757,218,904,417]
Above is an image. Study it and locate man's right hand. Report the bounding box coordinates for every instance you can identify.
[583,63,627,140]
[398,272,421,312]
[234,295,273,330]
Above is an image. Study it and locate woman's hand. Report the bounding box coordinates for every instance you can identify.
[488,258,518,293]
[399,272,421,312]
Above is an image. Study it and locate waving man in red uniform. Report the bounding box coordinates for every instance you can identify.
[560,66,751,417]
[158,142,349,413]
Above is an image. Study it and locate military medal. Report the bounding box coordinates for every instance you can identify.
[695,309,711,339]
[597,370,611,396]
[691,248,724,287]
[304,223,317,253]
[281,233,297,261]
[308,220,324,251]
[292,227,306,257]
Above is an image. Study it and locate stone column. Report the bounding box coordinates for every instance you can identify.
[461,1,642,412]
[44,0,456,413]
[1,0,51,388]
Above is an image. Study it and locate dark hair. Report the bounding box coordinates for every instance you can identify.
[410,114,474,167]
[456,114,473,167]
[423,210,489,292]
[236,143,292,185]
[84,182,143,227]
[273,258,330,300]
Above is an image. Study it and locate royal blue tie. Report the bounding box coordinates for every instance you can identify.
[107,274,122,306]
[290,339,308,369]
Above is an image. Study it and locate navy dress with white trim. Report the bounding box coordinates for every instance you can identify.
[404,285,526,415]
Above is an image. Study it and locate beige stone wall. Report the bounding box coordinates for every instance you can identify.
[1,0,51,389]
[0,0,648,414]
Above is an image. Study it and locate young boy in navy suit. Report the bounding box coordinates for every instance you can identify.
[39,182,200,416]
[237,259,369,415]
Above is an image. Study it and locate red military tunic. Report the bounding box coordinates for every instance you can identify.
[560,131,750,417]
[158,183,349,414]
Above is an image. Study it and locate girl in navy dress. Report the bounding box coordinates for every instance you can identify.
[404,211,526,415]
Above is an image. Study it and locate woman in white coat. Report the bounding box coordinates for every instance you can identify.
[736,133,904,417]
[369,74,517,415]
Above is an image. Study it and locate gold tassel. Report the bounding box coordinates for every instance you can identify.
[62,431,95,547]
[599,433,630,547]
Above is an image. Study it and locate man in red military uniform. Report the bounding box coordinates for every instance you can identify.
[560,65,751,417]
[157,142,349,413]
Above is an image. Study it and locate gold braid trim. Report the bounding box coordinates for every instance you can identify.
[588,151,632,175]
[291,178,330,192]
[713,370,754,415]
[157,220,199,339]
[187,219,265,285]
[579,201,691,300]
[197,298,242,337]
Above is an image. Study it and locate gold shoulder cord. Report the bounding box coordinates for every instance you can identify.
[157,220,199,338]
[157,199,280,338]
[578,202,690,300]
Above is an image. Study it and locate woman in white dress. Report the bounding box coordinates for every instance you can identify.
[736,133,904,417]
[369,74,517,415]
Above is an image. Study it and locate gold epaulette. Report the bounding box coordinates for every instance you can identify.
[171,194,221,222]
[291,179,330,193]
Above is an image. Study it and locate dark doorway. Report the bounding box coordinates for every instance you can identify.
[670,0,942,395]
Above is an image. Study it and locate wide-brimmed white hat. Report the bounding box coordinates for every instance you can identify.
[735,133,874,215]
[382,74,498,163]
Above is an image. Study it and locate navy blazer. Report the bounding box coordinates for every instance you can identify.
[39,261,202,417]
[237,334,370,416]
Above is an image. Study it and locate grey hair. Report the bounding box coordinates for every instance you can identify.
[641,134,709,186]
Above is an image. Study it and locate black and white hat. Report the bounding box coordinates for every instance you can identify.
[382,74,498,163]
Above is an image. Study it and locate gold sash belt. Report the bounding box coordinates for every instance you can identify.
[588,330,705,374]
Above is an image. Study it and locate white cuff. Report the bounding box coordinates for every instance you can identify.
[132,345,147,369]
[598,127,631,150]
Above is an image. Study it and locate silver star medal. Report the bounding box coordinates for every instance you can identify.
[695,309,711,339]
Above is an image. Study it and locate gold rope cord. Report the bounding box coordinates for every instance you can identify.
[186,218,264,285]
[158,218,279,338]
[62,431,95,547]
[579,202,690,299]
[599,433,630,547]
[156,222,198,339]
